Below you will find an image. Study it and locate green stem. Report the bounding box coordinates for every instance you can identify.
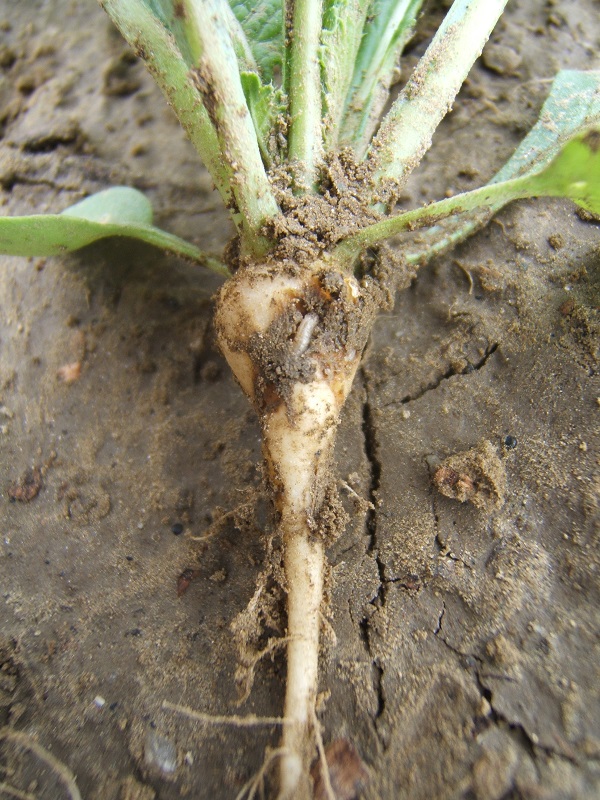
[126,227,231,275]
[182,0,258,72]
[366,0,509,196]
[404,212,486,266]
[99,0,234,215]
[286,0,324,191]
[332,173,532,261]
[182,0,280,256]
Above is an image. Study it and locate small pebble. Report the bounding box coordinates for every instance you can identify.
[503,435,517,450]
[171,522,184,535]
[144,730,177,774]
[482,43,522,75]
[57,361,82,384]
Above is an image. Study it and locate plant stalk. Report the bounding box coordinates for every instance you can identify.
[98,0,234,216]
[366,0,509,196]
[333,172,532,260]
[286,0,325,191]
[320,0,371,150]
[182,0,280,256]
[339,0,424,154]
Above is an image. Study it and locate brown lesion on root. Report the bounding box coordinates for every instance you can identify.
[245,268,378,414]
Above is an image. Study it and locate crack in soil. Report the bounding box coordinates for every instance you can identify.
[357,366,388,743]
[373,661,385,721]
[357,617,386,736]
[360,366,386,600]
[475,668,580,766]
[433,528,476,569]
[0,174,85,193]
[432,607,578,770]
[383,341,499,408]
[473,669,544,776]
[434,601,446,636]
[431,616,542,777]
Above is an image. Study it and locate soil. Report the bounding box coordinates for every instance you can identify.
[0,1,598,799]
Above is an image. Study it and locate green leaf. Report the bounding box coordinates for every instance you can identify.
[333,127,600,265]
[493,70,600,182]
[0,187,229,276]
[228,0,284,82]
[526,129,600,214]
[339,0,424,153]
[240,73,286,166]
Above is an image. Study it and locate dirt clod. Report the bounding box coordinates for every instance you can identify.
[311,738,369,800]
[7,466,42,502]
[103,51,141,97]
[432,439,506,512]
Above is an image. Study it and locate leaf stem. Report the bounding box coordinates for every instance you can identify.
[99,0,233,213]
[128,226,232,275]
[333,172,532,261]
[182,0,280,256]
[286,0,325,191]
[181,0,258,72]
[366,0,509,196]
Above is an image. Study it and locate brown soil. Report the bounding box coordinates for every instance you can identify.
[1,1,599,799]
